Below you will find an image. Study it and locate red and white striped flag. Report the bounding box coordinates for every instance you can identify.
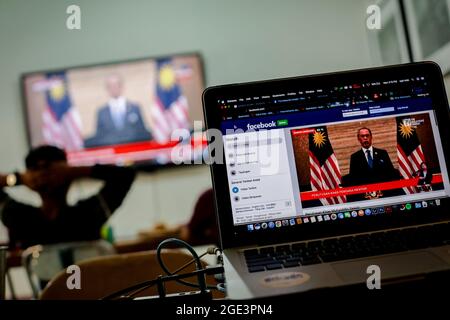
[39,73,83,151]
[397,117,426,194]
[309,127,346,206]
[151,59,190,143]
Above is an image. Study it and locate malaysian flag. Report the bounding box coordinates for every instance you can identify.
[150,59,190,143]
[309,127,346,205]
[397,116,426,194]
[41,72,83,151]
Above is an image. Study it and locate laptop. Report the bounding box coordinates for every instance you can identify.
[202,62,450,299]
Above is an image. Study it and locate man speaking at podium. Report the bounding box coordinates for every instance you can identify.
[85,74,152,147]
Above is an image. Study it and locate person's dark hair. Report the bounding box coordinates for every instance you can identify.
[357,127,372,137]
[25,145,67,169]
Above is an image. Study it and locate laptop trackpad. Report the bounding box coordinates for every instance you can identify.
[332,251,449,283]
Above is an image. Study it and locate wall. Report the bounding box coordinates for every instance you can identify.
[444,74,450,102]
[0,0,374,240]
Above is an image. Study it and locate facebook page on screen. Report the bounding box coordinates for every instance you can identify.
[218,76,450,228]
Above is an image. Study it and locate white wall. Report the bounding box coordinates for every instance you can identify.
[0,0,374,240]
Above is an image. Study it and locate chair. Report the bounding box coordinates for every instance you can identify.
[114,225,182,254]
[40,249,224,300]
[22,240,116,299]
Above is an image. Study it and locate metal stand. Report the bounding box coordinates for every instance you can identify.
[0,246,7,300]
[6,271,16,300]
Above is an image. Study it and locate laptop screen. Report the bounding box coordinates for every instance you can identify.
[213,67,450,238]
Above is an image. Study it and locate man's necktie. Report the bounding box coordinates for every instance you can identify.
[366,149,373,168]
[113,108,125,129]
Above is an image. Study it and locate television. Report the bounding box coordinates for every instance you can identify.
[21,53,206,168]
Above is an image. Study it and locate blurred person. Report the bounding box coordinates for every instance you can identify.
[0,145,136,249]
[414,162,432,185]
[414,161,433,191]
[85,74,152,147]
[134,188,219,250]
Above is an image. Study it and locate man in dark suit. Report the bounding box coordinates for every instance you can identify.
[345,127,401,199]
[84,75,152,148]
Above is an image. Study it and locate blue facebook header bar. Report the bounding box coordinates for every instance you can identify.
[221,97,432,133]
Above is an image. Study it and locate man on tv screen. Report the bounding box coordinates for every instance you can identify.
[84,74,152,148]
[345,127,402,199]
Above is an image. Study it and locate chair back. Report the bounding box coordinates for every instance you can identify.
[22,240,116,298]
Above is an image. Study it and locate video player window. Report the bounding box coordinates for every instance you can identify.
[291,112,444,209]
[217,73,450,228]
[22,53,205,167]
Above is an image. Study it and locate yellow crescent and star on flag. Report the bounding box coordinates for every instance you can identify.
[313,130,327,148]
[49,79,66,102]
[158,63,176,91]
[399,120,415,139]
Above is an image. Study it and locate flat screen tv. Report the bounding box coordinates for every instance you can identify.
[21,53,206,168]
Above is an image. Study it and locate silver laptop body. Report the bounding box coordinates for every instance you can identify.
[202,62,450,298]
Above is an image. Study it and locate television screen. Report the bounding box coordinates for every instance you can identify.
[22,53,206,167]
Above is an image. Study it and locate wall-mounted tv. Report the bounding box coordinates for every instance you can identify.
[22,53,206,168]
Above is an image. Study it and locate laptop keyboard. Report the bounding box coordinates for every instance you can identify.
[244,222,450,273]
